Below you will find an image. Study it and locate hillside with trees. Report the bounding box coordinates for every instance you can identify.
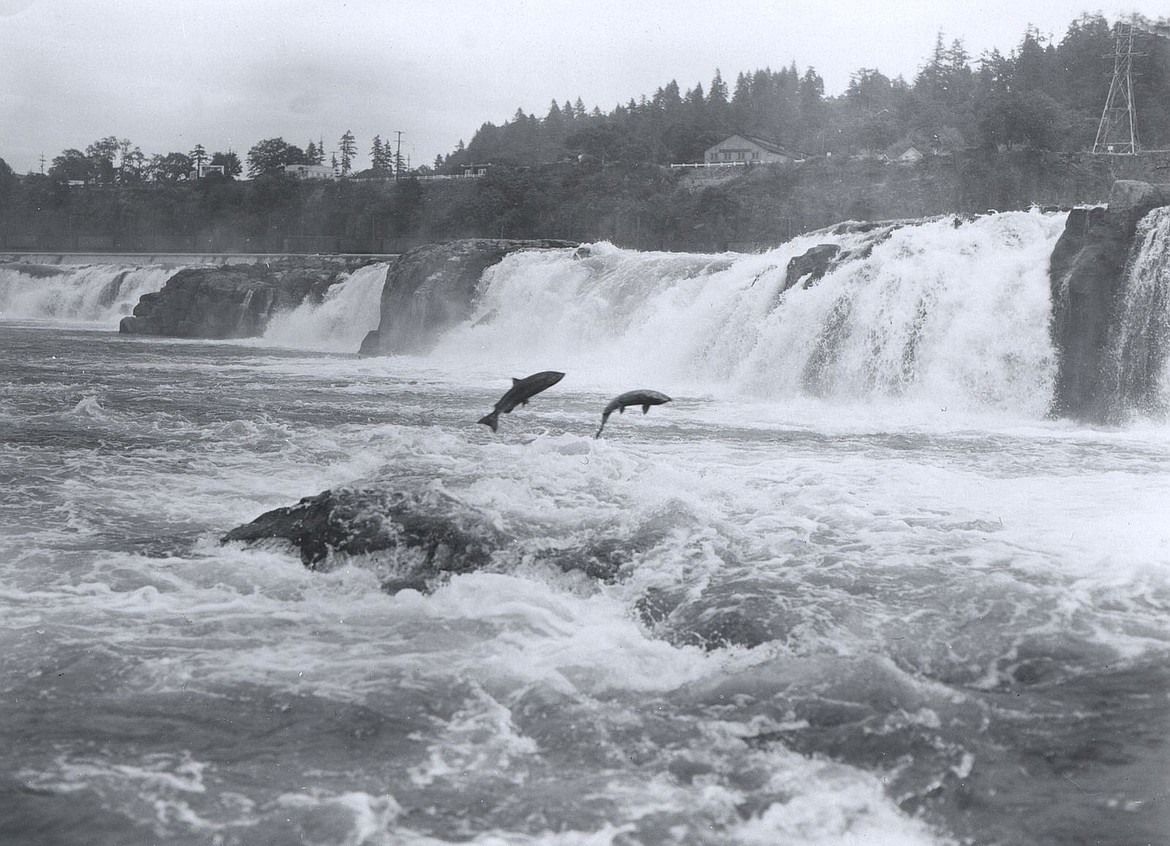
[1,13,1168,255]
[436,14,1169,172]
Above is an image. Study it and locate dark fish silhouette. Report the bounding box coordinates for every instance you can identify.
[595,389,672,438]
[477,371,565,432]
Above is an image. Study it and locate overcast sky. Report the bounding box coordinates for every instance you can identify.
[1,0,1164,174]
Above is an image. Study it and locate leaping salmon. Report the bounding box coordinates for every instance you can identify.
[594,389,672,438]
[477,371,565,432]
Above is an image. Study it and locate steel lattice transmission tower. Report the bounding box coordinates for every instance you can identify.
[1093,21,1146,154]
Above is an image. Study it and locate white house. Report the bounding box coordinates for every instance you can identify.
[885,143,925,164]
[284,163,337,180]
[704,134,799,166]
[191,163,226,179]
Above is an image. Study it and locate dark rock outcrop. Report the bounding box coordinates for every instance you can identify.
[359,239,576,356]
[1048,180,1170,421]
[221,487,508,592]
[781,244,841,294]
[221,485,644,592]
[118,258,372,338]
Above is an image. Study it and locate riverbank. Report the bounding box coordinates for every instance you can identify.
[4,149,1168,255]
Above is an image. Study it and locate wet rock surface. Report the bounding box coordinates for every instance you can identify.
[222,485,647,592]
[1048,180,1170,421]
[119,258,371,339]
[359,238,576,355]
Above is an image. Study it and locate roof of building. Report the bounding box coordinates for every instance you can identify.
[708,133,801,158]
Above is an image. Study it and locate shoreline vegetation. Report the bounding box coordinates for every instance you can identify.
[2,12,1168,254]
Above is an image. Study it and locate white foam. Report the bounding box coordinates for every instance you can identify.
[262,262,389,352]
[0,263,179,325]
[429,213,1067,420]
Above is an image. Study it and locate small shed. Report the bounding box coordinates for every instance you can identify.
[704,134,799,166]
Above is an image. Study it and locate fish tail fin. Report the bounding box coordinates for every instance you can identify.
[477,411,499,432]
[595,411,611,439]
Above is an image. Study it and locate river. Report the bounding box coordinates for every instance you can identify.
[1,213,1167,845]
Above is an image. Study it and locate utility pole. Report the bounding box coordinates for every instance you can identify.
[394,131,404,181]
[1093,20,1146,155]
[38,152,46,174]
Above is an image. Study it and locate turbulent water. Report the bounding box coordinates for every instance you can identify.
[1,214,1167,846]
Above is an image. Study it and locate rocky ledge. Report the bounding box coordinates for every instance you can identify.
[1048,180,1170,422]
[119,257,375,339]
[359,238,577,355]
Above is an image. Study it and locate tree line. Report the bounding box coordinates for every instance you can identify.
[1,11,1167,255]
[33,129,410,186]
[437,14,1170,172]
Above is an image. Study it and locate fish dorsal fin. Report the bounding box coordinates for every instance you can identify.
[512,377,521,385]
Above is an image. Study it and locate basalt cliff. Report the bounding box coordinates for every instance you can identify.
[358,238,576,355]
[118,257,372,339]
[1047,180,1170,423]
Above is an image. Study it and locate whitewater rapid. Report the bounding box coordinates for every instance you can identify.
[1,211,1168,845]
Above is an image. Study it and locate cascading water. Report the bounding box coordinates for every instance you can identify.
[0,262,180,325]
[2,215,1168,845]
[433,211,1067,419]
[261,262,389,352]
[1103,206,1170,419]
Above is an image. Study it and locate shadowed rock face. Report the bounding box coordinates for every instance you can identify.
[118,259,369,339]
[1048,181,1170,422]
[781,244,841,294]
[359,239,576,356]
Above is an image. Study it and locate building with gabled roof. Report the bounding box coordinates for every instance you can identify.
[704,134,801,166]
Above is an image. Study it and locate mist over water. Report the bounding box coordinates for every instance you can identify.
[1,214,1168,846]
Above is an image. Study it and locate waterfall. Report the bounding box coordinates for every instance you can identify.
[0,263,180,326]
[430,211,1067,418]
[1104,206,1170,419]
[261,262,389,352]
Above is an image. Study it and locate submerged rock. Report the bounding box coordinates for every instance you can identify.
[223,485,666,592]
[359,238,577,355]
[222,487,507,589]
[119,258,372,339]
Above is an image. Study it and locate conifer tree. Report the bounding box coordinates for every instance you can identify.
[189,144,207,171]
[338,130,356,175]
[372,135,394,173]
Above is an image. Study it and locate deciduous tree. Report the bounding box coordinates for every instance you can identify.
[210,151,242,178]
[246,138,308,177]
